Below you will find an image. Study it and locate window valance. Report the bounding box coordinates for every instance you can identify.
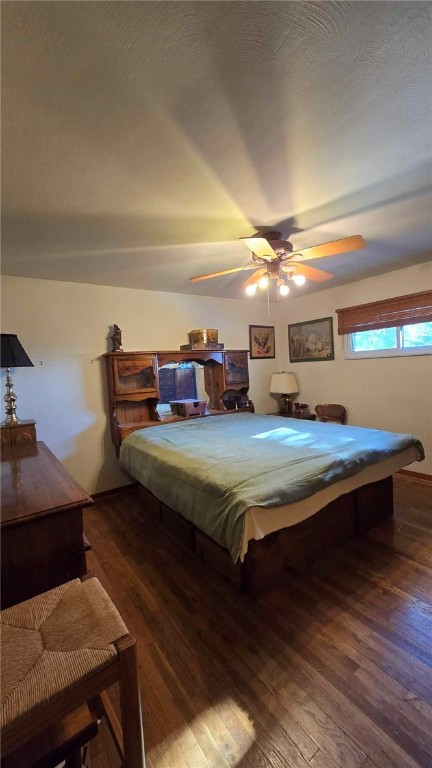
[336,290,432,336]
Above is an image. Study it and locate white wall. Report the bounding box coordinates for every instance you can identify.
[1,276,279,493]
[2,264,431,493]
[275,262,432,475]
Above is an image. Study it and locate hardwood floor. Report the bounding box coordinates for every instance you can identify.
[84,475,432,768]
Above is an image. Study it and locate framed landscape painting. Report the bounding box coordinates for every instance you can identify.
[249,325,275,359]
[288,317,334,362]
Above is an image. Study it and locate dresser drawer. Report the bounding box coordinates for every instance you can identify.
[1,441,91,608]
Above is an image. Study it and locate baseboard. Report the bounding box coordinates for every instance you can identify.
[396,469,432,483]
[92,483,137,502]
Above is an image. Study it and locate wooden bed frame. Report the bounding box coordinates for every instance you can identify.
[104,350,400,596]
[137,475,394,597]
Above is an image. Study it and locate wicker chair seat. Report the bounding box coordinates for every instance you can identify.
[1,578,128,736]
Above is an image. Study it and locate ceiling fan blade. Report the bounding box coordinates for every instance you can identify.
[190,264,256,283]
[290,235,365,261]
[242,268,265,289]
[282,262,333,282]
[240,237,278,262]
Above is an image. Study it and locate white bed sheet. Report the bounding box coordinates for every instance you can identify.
[240,445,417,561]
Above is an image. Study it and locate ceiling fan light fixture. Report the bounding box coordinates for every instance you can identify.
[293,274,306,286]
[190,233,363,294]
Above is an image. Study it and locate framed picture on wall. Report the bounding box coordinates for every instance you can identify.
[249,325,275,359]
[288,317,334,362]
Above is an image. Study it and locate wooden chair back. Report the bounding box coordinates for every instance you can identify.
[315,404,346,424]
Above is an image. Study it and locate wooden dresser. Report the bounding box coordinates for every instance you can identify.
[1,441,93,608]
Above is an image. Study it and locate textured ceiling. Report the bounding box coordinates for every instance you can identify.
[2,1,431,301]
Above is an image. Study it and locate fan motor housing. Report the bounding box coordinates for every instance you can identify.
[252,232,294,264]
[262,231,294,256]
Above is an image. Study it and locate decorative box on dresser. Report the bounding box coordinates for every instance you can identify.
[1,439,92,608]
[0,419,37,450]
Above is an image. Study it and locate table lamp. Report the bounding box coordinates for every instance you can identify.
[1,334,34,425]
[270,371,299,414]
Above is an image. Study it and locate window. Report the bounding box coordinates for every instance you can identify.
[348,322,432,358]
[336,290,432,359]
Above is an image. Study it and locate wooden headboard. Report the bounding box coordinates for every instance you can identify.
[104,349,253,450]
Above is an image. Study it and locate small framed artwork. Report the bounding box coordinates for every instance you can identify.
[249,325,275,359]
[288,317,334,362]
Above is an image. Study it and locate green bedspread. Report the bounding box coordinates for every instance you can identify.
[119,413,424,562]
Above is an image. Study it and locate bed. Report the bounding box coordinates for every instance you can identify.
[119,413,424,596]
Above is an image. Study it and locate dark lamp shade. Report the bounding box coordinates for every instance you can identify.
[1,334,34,368]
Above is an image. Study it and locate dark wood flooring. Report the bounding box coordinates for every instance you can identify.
[84,475,432,768]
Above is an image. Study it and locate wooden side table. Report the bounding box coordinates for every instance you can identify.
[0,419,37,451]
[1,441,93,608]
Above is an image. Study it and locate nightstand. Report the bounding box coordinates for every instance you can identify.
[0,420,37,452]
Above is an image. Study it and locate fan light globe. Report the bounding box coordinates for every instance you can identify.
[279,283,290,296]
[258,273,270,289]
[245,283,257,296]
[293,274,306,286]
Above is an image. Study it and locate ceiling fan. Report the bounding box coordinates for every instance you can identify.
[190,232,365,297]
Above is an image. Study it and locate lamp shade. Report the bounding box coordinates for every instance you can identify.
[270,371,298,395]
[1,335,34,368]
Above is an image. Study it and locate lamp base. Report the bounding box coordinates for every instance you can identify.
[3,367,20,425]
[2,416,21,426]
[279,396,294,414]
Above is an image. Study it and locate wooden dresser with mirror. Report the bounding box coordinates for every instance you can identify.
[104,349,253,450]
